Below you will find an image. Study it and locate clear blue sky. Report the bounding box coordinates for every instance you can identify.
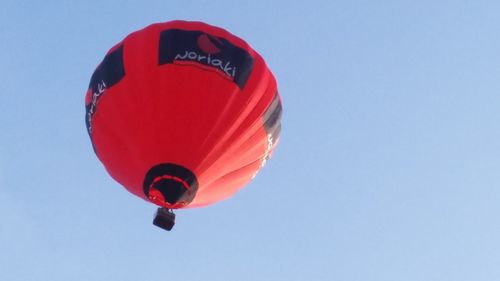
[1,1,499,280]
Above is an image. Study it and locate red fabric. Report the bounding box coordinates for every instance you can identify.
[86,21,280,209]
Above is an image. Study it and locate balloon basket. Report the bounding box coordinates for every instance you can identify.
[153,207,176,231]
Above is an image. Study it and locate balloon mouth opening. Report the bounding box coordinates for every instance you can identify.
[148,175,191,206]
[143,163,198,208]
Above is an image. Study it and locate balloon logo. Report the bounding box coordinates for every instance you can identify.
[197,33,222,54]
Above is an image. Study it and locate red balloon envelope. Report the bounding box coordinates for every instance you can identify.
[85,21,282,223]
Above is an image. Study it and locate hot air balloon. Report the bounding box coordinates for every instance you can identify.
[85,20,282,231]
